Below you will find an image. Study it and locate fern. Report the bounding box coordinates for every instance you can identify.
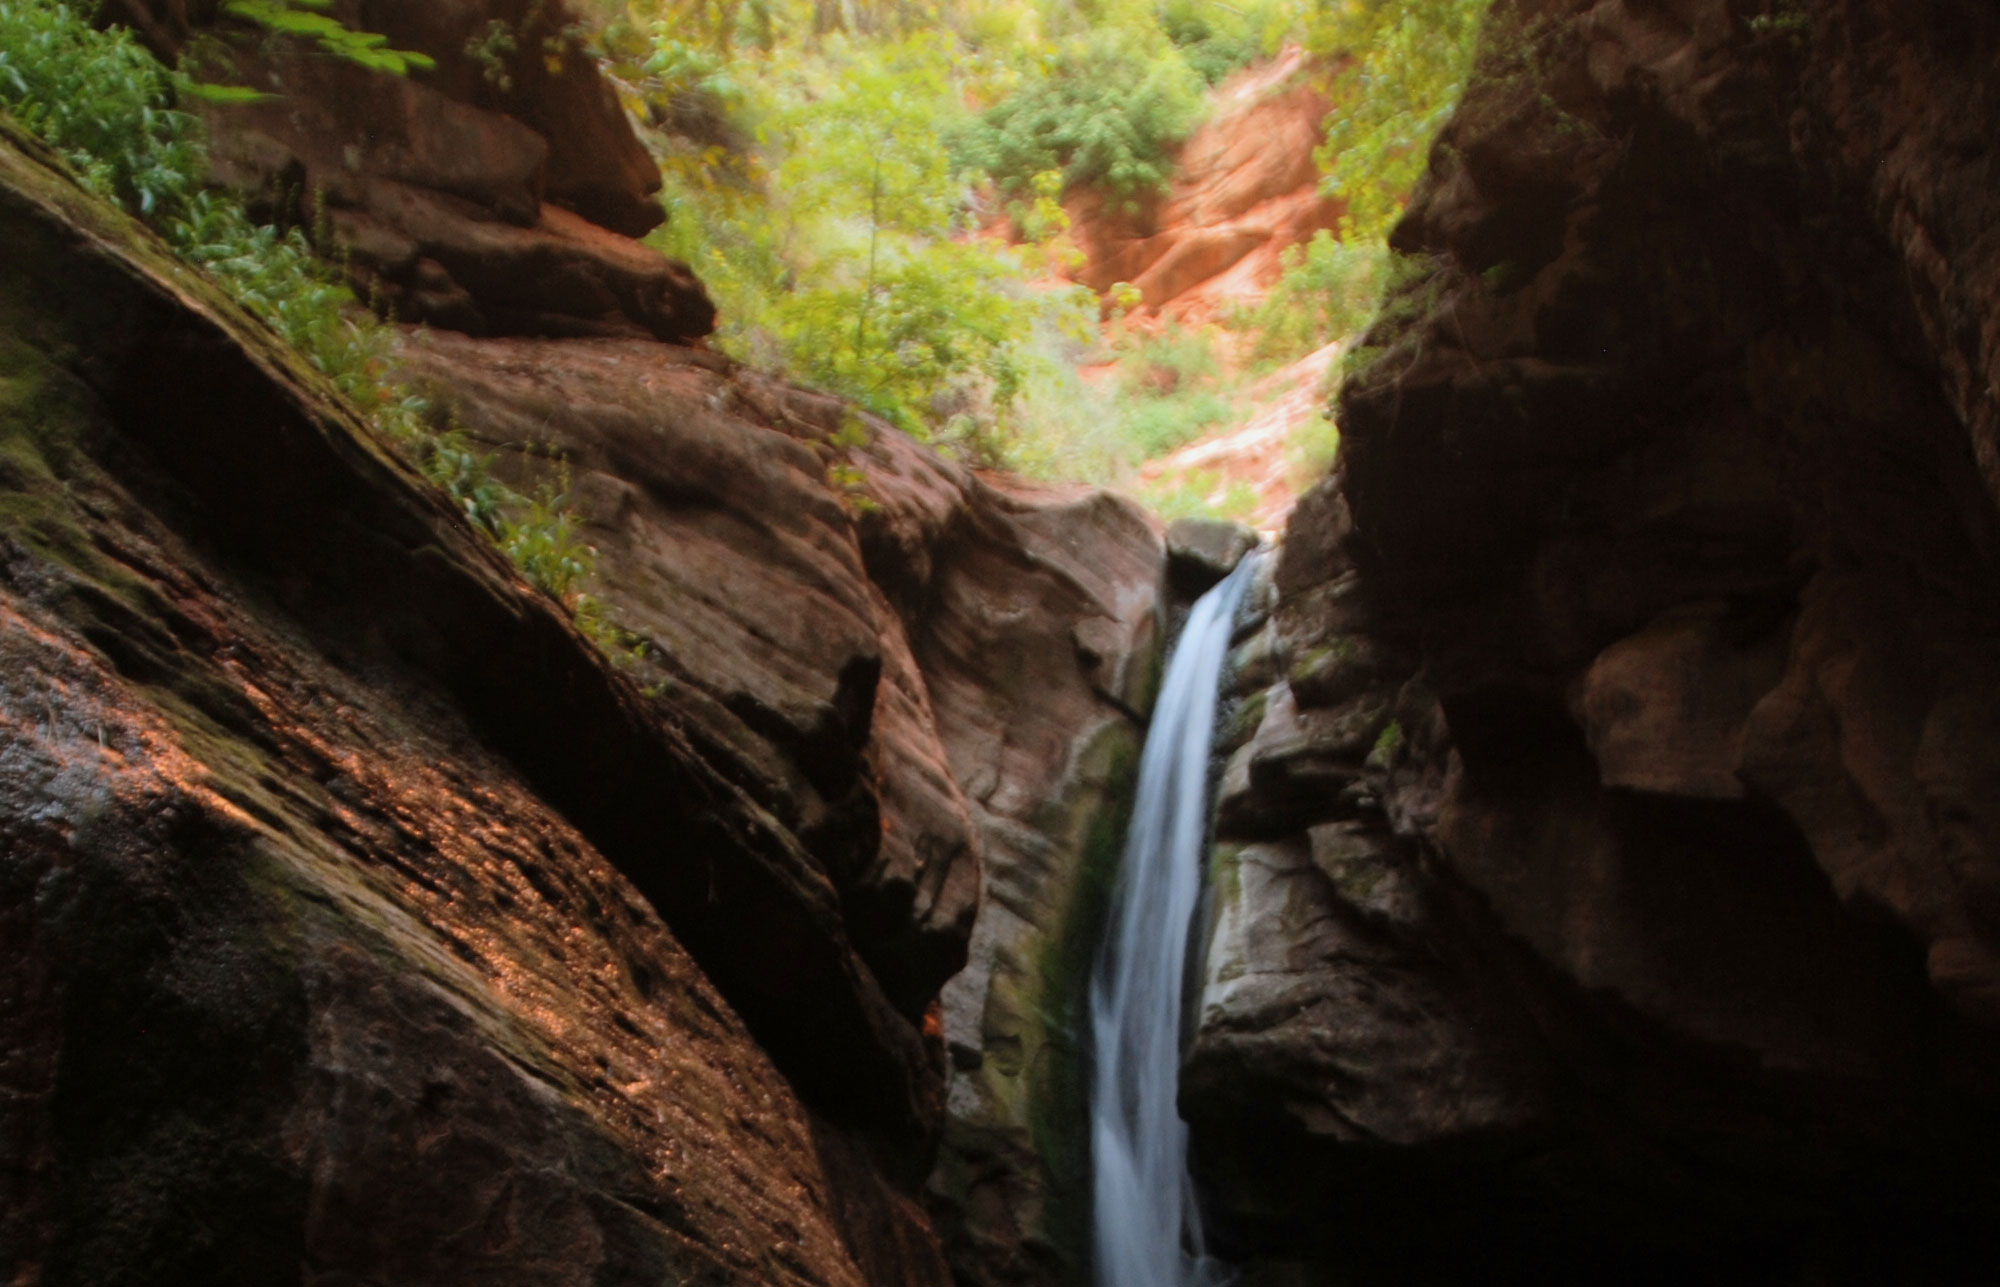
[220,0,438,76]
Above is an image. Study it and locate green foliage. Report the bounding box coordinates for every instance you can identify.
[1746,5,1810,45]
[1108,324,1232,455]
[645,28,1098,454]
[1308,0,1490,244]
[614,0,1480,499]
[1135,467,1257,522]
[1284,409,1339,482]
[950,28,1204,204]
[0,0,602,629]
[1211,0,1488,407]
[0,0,205,218]
[501,476,596,603]
[465,19,521,90]
[1160,0,1292,83]
[220,0,438,76]
[1239,230,1387,364]
[1366,717,1404,768]
[780,245,1045,444]
[1005,322,1238,482]
[1117,390,1235,457]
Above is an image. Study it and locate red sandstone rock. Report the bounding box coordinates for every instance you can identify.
[0,122,941,1285]
[1064,48,1344,323]
[123,0,708,343]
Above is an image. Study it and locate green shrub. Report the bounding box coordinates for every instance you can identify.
[1159,0,1292,84]
[1118,390,1234,457]
[1285,410,1340,487]
[1001,316,1240,484]
[501,479,596,603]
[1135,467,1256,522]
[219,0,437,76]
[1240,230,1388,365]
[778,244,1044,443]
[641,29,1102,457]
[950,29,1204,205]
[1122,323,1219,391]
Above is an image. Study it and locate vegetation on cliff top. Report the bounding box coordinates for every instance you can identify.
[0,0,605,620]
[3,0,1488,527]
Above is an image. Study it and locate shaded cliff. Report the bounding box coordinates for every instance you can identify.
[0,72,1167,1280]
[1184,0,2000,1281]
[0,121,940,1283]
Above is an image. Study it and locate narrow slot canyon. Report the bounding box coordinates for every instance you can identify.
[3,1,1999,1285]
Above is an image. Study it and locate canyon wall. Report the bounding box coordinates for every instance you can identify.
[0,3,1168,1273]
[394,327,1169,1287]
[2,121,937,1283]
[1186,0,2000,1280]
[17,1,2000,1282]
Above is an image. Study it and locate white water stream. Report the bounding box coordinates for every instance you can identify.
[1089,554,1257,1287]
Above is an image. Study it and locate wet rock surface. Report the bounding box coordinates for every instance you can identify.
[1185,0,2000,1280]
[1193,478,2000,1284]
[1165,516,1259,599]
[854,433,1167,1287]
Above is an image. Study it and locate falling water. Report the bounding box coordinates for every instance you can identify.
[1090,553,1257,1287]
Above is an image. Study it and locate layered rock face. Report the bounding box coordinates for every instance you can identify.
[119,0,714,342]
[1185,0,2000,1280]
[908,477,1162,1286]
[0,97,1167,1286]
[0,126,935,1284]
[395,327,1169,1287]
[391,328,1167,1046]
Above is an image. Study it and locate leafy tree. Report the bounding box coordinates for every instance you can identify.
[1159,0,1294,84]
[950,27,1204,205]
[614,0,1489,490]
[1307,0,1490,243]
[643,27,1095,449]
[1239,229,1388,364]
[781,244,1046,443]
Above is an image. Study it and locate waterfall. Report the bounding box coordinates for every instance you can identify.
[1089,553,1257,1287]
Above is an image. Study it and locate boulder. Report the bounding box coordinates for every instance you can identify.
[1166,515,1259,597]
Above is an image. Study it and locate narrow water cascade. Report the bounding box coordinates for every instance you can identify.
[1090,553,1258,1287]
